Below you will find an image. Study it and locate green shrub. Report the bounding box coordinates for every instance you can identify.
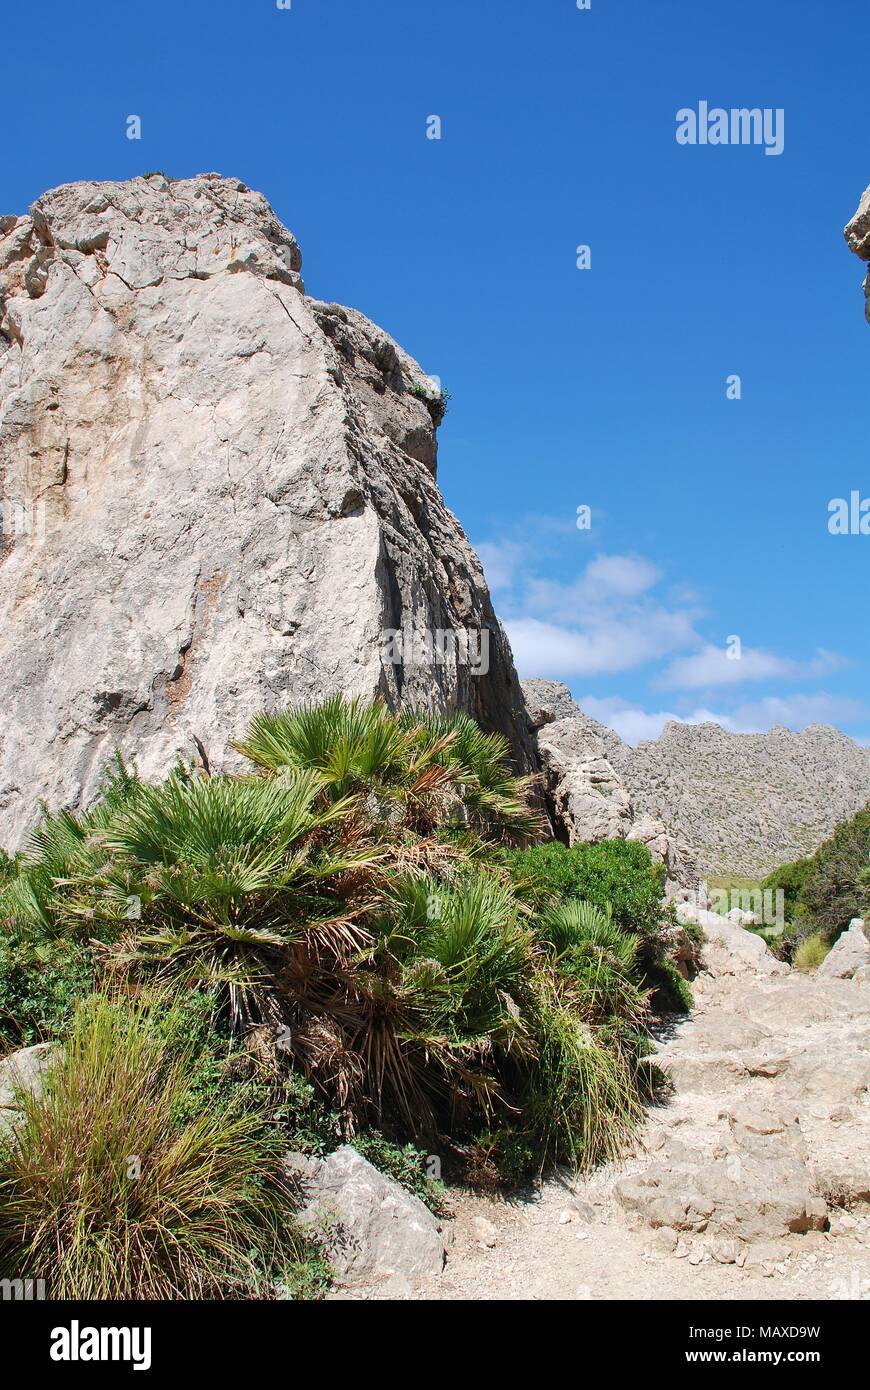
[0,849,20,888]
[793,933,830,972]
[0,703,648,1177]
[761,856,814,921]
[0,992,314,1299]
[524,974,643,1168]
[798,808,869,943]
[0,935,96,1050]
[505,839,685,1010]
[761,806,869,948]
[237,695,539,840]
[537,900,650,1030]
[407,382,451,426]
[464,1128,537,1189]
[646,958,694,1013]
[505,839,666,940]
[353,1133,446,1215]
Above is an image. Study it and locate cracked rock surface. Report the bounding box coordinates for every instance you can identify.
[0,175,533,842]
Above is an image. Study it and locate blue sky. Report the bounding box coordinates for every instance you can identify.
[4,0,869,744]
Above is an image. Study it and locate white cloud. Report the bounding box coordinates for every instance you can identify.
[493,547,700,679]
[476,539,856,718]
[659,643,848,690]
[576,691,870,746]
[727,692,870,730]
[475,540,527,593]
[506,606,698,679]
[580,553,661,600]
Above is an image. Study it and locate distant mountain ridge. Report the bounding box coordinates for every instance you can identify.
[522,682,870,880]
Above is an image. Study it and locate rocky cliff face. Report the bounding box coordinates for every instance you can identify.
[621,720,870,879]
[522,680,697,890]
[845,184,870,322]
[0,174,533,845]
[523,682,870,881]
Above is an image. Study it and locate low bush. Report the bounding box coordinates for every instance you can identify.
[760,857,814,922]
[0,934,96,1049]
[504,838,685,1012]
[793,933,830,972]
[505,839,666,937]
[0,992,315,1299]
[0,700,679,1185]
[759,805,869,951]
[798,808,869,943]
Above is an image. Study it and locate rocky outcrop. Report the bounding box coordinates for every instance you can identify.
[676,902,787,979]
[522,680,697,889]
[818,920,870,981]
[0,175,534,846]
[284,1145,445,1291]
[845,184,870,323]
[0,1042,56,1133]
[523,683,870,880]
[614,918,870,1254]
[623,721,870,880]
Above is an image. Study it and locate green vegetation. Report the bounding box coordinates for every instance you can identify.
[797,807,869,942]
[502,839,688,1012]
[760,857,814,922]
[0,697,690,1291]
[0,993,315,1300]
[407,381,452,426]
[793,933,830,972]
[0,934,96,1049]
[756,805,869,960]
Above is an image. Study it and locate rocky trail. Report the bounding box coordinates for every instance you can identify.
[342,914,870,1301]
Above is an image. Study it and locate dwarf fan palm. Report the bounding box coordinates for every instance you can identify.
[237,696,538,841]
[57,770,378,1024]
[290,872,535,1132]
[537,899,650,1030]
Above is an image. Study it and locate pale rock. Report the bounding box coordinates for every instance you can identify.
[817,920,870,980]
[845,184,870,323]
[473,1216,499,1249]
[0,1042,57,1133]
[676,903,788,978]
[284,1145,445,1287]
[0,176,534,845]
[521,681,695,889]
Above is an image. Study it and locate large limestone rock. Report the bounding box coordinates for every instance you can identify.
[0,1042,56,1133]
[818,919,870,980]
[675,903,788,978]
[845,184,870,323]
[522,679,696,889]
[284,1145,445,1289]
[0,175,533,844]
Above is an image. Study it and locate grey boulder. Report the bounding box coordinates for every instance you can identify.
[284,1145,445,1289]
[0,1042,57,1133]
[817,920,870,980]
